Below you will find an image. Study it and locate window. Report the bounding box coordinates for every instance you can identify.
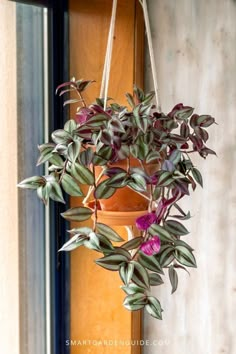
[0,1,69,354]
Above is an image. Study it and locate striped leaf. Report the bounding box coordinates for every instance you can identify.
[61,206,93,222]
[159,246,175,267]
[122,237,143,250]
[94,180,116,199]
[145,296,163,320]
[71,162,94,185]
[138,252,164,274]
[96,223,124,242]
[175,246,197,268]
[149,273,164,286]
[192,168,203,187]
[59,234,87,252]
[95,254,129,271]
[168,265,178,294]
[131,261,150,289]
[148,224,175,242]
[61,173,83,196]
[164,220,189,236]
[123,293,147,311]
[119,262,135,285]
[157,171,174,187]
[67,140,81,163]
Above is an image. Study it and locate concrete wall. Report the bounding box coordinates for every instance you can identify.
[144,1,236,353]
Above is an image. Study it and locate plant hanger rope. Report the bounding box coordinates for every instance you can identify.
[100,0,118,109]
[100,0,161,112]
[139,0,161,112]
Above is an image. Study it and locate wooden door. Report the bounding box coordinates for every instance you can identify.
[69,1,144,353]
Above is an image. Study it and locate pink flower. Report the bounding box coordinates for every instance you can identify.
[140,236,161,256]
[136,213,157,231]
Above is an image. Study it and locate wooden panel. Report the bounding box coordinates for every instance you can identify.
[69,1,144,353]
[0,2,19,354]
[143,1,236,353]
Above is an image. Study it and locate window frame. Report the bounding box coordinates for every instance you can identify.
[12,1,70,353]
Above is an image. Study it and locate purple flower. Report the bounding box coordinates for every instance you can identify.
[140,236,161,256]
[136,212,157,231]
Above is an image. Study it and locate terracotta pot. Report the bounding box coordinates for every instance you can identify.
[86,200,147,226]
[95,157,160,212]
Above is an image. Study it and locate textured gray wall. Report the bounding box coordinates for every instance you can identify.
[144,1,236,353]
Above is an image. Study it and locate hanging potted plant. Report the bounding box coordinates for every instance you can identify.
[18,78,216,319]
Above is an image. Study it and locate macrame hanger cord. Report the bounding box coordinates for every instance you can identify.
[139,0,161,112]
[100,0,118,110]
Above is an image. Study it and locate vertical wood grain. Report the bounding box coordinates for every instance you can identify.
[144,1,236,353]
[0,2,19,354]
[69,1,143,353]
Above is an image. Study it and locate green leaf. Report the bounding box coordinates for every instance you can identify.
[94,180,116,199]
[106,172,128,188]
[128,173,147,192]
[49,154,64,168]
[153,186,162,200]
[95,254,129,271]
[59,234,87,252]
[138,252,164,274]
[79,147,94,166]
[37,146,54,165]
[95,145,113,161]
[122,237,143,250]
[63,98,80,107]
[164,220,189,236]
[121,283,146,295]
[61,206,93,222]
[96,223,124,242]
[64,119,77,133]
[145,151,161,163]
[68,226,92,235]
[157,171,174,187]
[180,122,190,138]
[18,176,45,190]
[175,246,197,268]
[67,141,81,163]
[148,224,175,242]
[192,168,203,187]
[51,129,72,144]
[169,149,182,165]
[97,234,114,253]
[149,273,164,286]
[131,261,150,289]
[86,114,110,127]
[159,246,175,267]
[71,163,94,185]
[112,247,132,259]
[125,92,135,108]
[84,231,100,251]
[145,296,163,319]
[174,239,194,251]
[133,106,149,133]
[49,181,65,203]
[61,173,84,196]
[119,262,135,285]
[169,211,191,220]
[168,265,178,294]
[36,183,51,205]
[175,107,194,121]
[123,293,147,311]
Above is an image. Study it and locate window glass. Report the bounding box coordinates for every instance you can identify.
[16,4,48,354]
